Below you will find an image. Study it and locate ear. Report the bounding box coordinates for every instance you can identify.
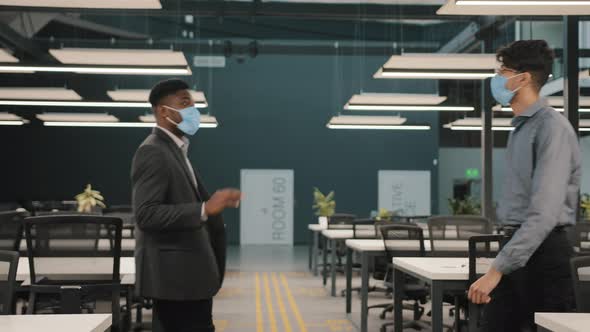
[522,72,533,85]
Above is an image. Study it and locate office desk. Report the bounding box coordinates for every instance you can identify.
[535,312,590,332]
[0,314,112,332]
[344,240,489,332]
[308,224,327,275]
[321,229,353,296]
[391,257,488,332]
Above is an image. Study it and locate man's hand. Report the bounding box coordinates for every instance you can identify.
[468,266,503,304]
[205,189,242,216]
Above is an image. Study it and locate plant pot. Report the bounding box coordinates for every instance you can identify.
[318,216,328,228]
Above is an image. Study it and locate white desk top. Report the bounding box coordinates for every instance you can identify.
[321,229,354,239]
[16,257,135,281]
[0,314,112,332]
[535,312,590,332]
[346,239,497,252]
[308,224,327,231]
[392,257,491,281]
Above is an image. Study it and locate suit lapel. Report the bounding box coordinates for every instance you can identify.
[153,128,203,201]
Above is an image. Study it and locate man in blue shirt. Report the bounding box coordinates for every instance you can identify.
[468,40,581,331]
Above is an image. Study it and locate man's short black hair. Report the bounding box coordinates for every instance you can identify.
[148,79,190,107]
[496,40,555,89]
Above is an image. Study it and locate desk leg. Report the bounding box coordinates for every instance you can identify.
[322,235,328,286]
[313,231,319,276]
[393,267,404,332]
[330,238,337,296]
[345,247,352,314]
[360,252,369,332]
[431,280,443,332]
[308,229,313,271]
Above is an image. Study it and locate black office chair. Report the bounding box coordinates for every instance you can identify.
[0,250,19,315]
[103,205,135,256]
[0,211,27,252]
[375,223,430,332]
[322,213,357,276]
[24,215,123,331]
[465,235,506,331]
[428,216,492,256]
[570,256,590,312]
[31,201,78,215]
[573,222,590,256]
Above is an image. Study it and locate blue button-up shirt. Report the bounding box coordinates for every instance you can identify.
[493,98,581,275]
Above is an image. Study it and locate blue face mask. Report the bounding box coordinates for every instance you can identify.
[490,73,525,106]
[163,105,201,136]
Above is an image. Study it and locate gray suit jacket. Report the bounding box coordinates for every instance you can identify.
[131,128,227,300]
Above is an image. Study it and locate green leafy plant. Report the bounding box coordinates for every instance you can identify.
[313,187,336,217]
[448,196,481,215]
[375,208,395,221]
[75,184,106,213]
[581,193,590,220]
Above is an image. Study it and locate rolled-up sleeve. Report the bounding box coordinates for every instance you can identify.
[492,123,574,275]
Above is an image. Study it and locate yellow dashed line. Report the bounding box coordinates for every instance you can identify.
[271,272,293,332]
[255,272,264,332]
[280,272,308,332]
[263,273,278,332]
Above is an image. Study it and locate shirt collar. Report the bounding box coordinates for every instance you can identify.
[157,126,189,150]
[511,98,548,126]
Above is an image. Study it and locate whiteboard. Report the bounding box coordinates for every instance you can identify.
[240,169,294,245]
[378,170,431,216]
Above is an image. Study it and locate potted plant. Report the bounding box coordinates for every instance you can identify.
[375,208,395,221]
[448,196,481,215]
[313,187,335,228]
[581,193,590,221]
[75,184,106,213]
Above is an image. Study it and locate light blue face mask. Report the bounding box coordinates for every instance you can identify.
[163,105,201,136]
[490,73,525,106]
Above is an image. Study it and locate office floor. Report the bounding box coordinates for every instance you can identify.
[140,245,456,332]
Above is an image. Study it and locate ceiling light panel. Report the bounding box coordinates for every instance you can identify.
[107,89,208,107]
[0,49,18,63]
[438,0,590,16]
[0,0,161,8]
[36,113,119,122]
[49,48,187,66]
[347,93,447,106]
[0,88,81,101]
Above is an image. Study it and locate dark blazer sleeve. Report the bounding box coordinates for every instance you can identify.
[132,144,204,231]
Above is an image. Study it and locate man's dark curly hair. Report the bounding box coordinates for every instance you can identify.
[496,40,555,90]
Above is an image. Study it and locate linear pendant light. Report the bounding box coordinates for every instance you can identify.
[0,87,82,100]
[107,89,208,108]
[0,100,149,108]
[0,65,191,75]
[327,115,430,130]
[37,112,152,128]
[0,112,28,126]
[343,93,474,111]
[444,117,514,131]
[0,0,162,8]
[374,53,496,80]
[438,0,590,15]
[0,49,18,63]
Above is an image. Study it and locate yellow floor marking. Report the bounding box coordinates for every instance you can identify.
[280,273,309,332]
[263,273,278,332]
[255,272,264,332]
[271,272,293,332]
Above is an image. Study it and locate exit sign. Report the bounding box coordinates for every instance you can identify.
[465,168,480,179]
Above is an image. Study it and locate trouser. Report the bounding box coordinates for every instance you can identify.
[480,227,574,332]
[152,298,215,332]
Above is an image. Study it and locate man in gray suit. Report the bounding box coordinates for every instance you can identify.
[131,79,241,332]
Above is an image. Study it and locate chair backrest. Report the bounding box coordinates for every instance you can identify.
[352,219,377,239]
[0,211,26,251]
[0,250,19,315]
[379,223,425,259]
[24,215,122,284]
[327,213,357,230]
[31,201,78,215]
[574,223,590,255]
[428,215,491,250]
[570,256,590,312]
[467,235,505,284]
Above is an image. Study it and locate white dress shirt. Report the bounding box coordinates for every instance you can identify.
[157,126,207,221]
